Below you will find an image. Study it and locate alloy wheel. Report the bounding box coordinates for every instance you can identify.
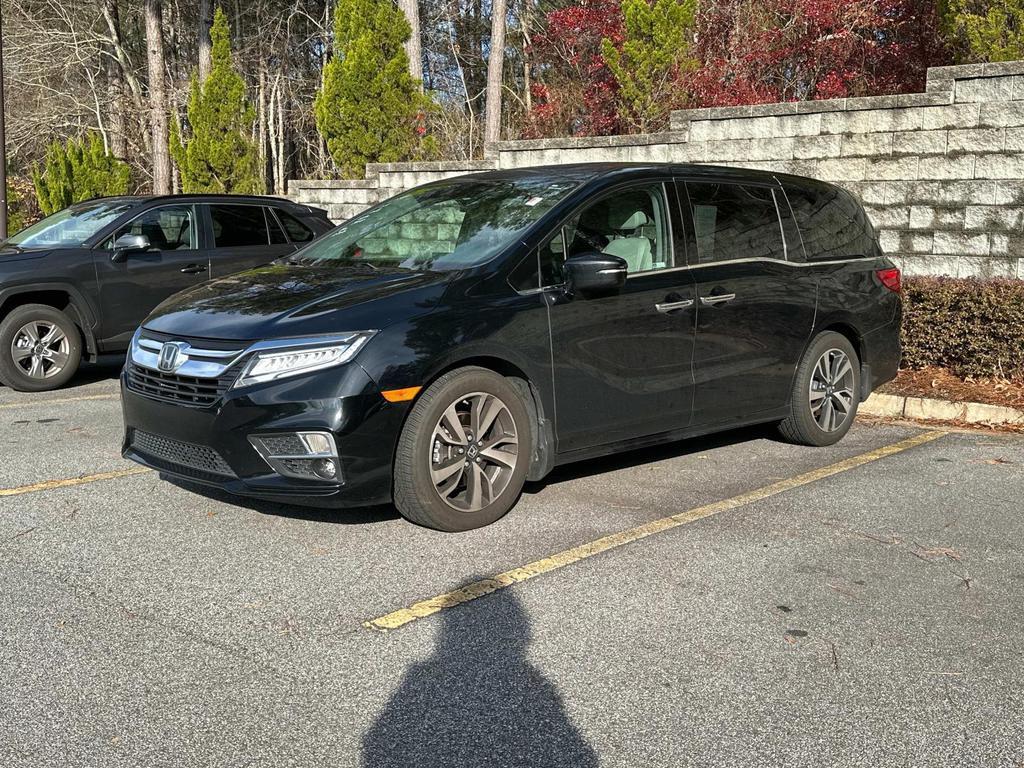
[429,391,519,513]
[809,348,855,432]
[11,320,71,380]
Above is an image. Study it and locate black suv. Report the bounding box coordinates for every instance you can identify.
[0,195,332,391]
[121,164,901,531]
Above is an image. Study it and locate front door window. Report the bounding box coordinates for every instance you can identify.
[108,206,197,251]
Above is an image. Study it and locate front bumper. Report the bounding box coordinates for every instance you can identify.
[121,362,408,508]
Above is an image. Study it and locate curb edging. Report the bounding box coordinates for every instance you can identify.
[861,392,1024,426]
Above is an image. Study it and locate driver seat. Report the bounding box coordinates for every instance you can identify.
[601,204,652,273]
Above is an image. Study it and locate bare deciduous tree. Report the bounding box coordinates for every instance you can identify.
[198,0,213,81]
[144,0,171,194]
[398,0,423,86]
[484,0,507,145]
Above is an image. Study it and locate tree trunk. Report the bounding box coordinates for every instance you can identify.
[483,0,507,145]
[276,88,286,195]
[104,0,127,160]
[102,0,146,155]
[145,0,171,194]
[258,65,269,190]
[268,75,281,195]
[198,0,213,82]
[522,0,533,113]
[398,0,423,87]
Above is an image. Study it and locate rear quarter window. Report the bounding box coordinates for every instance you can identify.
[783,183,873,261]
[276,210,317,243]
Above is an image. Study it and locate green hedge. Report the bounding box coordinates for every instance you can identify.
[902,276,1024,380]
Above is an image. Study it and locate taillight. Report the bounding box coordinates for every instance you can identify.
[876,267,901,293]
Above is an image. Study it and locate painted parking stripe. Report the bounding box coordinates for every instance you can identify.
[365,429,947,632]
[0,393,118,410]
[0,467,151,497]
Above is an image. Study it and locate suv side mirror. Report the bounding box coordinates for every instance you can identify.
[110,234,151,263]
[563,252,628,297]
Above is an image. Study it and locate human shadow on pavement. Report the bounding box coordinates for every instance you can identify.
[361,585,599,768]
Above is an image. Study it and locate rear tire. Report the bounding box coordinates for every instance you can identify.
[777,331,860,447]
[393,366,532,532]
[0,304,82,392]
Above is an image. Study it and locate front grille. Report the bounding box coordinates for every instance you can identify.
[131,430,235,478]
[126,361,238,407]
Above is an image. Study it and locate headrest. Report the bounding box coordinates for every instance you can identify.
[608,205,648,231]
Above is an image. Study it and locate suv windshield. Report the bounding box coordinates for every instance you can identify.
[7,200,136,249]
[290,178,580,271]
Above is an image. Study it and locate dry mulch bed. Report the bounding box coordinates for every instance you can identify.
[879,366,1024,410]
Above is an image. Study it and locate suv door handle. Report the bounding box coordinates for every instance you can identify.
[700,293,736,306]
[180,264,207,274]
[655,298,694,314]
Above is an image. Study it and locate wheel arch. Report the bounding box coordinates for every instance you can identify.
[800,318,870,403]
[0,285,99,360]
[402,352,556,483]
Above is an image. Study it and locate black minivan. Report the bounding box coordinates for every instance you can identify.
[121,164,901,531]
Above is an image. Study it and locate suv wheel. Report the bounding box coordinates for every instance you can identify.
[778,331,860,447]
[0,304,82,392]
[393,367,532,532]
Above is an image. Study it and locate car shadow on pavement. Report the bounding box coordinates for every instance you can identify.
[361,581,598,768]
[525,422,776,493]
[163,476,401,525]
[167,424,777,526]
[70,355,125,386]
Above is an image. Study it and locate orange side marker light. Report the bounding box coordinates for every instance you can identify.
[381,386,422,403]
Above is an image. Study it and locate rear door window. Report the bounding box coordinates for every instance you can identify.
[685,182,785,264]
[210,205,270,248]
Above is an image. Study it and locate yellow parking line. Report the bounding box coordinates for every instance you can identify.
[365,429,947,632]
[0,467,151,497]
[0,393,118,410]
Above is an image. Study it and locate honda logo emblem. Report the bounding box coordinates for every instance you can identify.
[157,341,189,373]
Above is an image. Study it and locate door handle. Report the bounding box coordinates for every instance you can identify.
[180,264,207,274]
[700,293,736,306]
[655,298,694,314]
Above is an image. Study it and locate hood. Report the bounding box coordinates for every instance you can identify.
[143,262,454,341]
[0,245,51,262]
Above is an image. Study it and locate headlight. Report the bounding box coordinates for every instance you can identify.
[233,332,375,388]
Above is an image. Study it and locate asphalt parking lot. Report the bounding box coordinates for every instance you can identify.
[2,360,1023,767]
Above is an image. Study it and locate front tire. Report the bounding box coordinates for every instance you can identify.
[393,367,532,532]
[0,304,82,392]
[778,331,860,447]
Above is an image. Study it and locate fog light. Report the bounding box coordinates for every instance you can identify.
[248,430,342,483]
[313,458,338,479]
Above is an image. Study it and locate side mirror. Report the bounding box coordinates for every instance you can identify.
[110,234,151,263]
[563,252,628,297]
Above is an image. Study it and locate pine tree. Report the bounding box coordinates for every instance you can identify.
[314,0,433,178]
[601,0,698,133]
[943,0,1024,62]
[32,133,132,216]
[171,8,264,194]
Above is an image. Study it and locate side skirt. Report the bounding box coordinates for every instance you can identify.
[549,407,791,471]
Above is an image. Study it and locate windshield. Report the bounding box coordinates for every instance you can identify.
[7,200,136,248]
[289,178,580,271]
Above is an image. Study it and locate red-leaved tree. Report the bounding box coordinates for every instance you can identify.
[689,0,950,107]
[524,0,624,137]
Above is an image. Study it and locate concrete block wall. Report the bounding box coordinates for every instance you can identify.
[289,61,1024,278]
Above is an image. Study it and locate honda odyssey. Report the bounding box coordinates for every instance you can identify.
[121,164,901,531]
